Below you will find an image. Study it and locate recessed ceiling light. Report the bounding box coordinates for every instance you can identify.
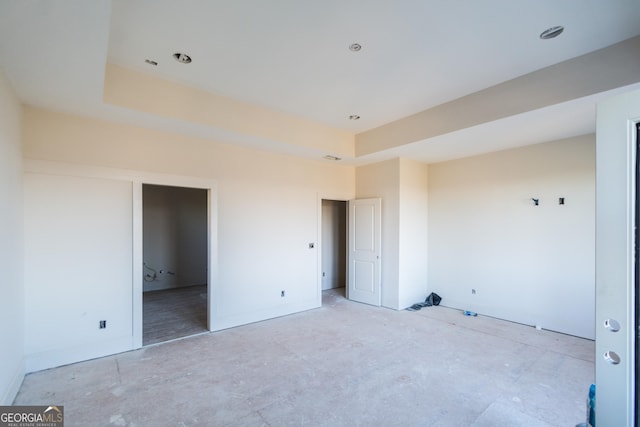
[323,155,342,161]
[173,52,192,63]
[349,43,362,52]
[539,26,564,40]
[144,59,158,66]
[349,115,360,120]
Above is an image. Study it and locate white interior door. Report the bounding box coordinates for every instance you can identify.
[348,198,381,306]
[595,87,640,426]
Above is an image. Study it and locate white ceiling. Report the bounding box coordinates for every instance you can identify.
[1,0,640,164]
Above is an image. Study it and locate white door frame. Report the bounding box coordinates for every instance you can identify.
[133,177,218,348]
[595,88,640,426]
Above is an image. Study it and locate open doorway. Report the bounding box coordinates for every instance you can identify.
[321,199,347,302]
[142,184,208,345]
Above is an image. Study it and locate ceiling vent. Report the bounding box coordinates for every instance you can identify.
[173,53,192,63]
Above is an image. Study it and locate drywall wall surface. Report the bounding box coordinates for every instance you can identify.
[427,135,595,339]
[143,184,207,291]
[356,159,400,309]
[23,174,133,372]
[398,158,429,309]
[0,67,24,403]
[22,107,355,365]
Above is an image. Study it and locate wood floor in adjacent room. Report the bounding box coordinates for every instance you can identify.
[143,284,208,346]
[15,288,594,426]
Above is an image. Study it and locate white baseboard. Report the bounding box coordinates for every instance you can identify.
[1,360,25,405]
[25,336,133,374]
[212,298,320,332]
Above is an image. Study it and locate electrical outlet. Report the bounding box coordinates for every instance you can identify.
[281,290,285,297]
[99,320,106,329]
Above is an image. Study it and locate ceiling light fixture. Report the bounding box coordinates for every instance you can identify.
[173,52,192,63]
[144,59,158,66]
[539,26,564,40]
[323,155,342,161]
[349,115,360,120]
[349,43,362,52]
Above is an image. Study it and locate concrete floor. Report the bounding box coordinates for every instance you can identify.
[15,289,594,426]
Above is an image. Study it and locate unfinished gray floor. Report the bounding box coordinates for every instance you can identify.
[15,288,594,426]
[143,284,208,345]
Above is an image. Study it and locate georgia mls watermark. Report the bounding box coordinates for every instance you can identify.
[0,406,63,427]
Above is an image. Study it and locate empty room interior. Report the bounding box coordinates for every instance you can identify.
[1,1,640,426]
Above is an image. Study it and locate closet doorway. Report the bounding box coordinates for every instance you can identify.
[142,184,208,345]
[321,199,347,300]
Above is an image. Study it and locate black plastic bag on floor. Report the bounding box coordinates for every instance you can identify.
[424,292,441,306]
[407,292,442,311]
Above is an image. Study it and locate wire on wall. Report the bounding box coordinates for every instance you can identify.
[143,263,157,282]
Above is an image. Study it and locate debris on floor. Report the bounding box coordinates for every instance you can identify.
[407,292,441,311]
[463,310,478,316]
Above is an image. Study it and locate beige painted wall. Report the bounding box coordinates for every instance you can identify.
[428,135,595,339]
[104,64,354,158]
[0,67,24,403]
[23,107,354,188]
[22,107,355,370]
[356,159,400,308]
[24,173,133,371]
[398,158,429,308]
